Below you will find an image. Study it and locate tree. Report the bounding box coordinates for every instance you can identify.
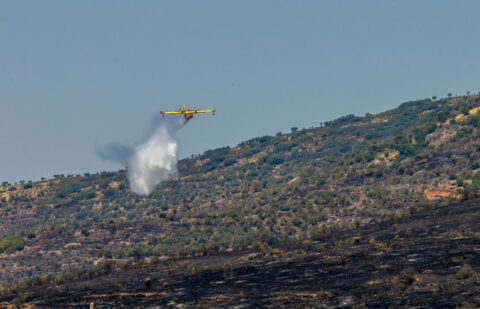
[131,246,145,263]
[448,93,452,98]
[456,175,464,187]
[291,127,298,133]
[432,96,437,100]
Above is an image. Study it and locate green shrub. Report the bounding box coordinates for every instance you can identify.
[266,154,284,165]
[223,157,237,167]
[226,209,240,218]
[293,218,302,227]
[0,235,25,254]
[280,204,291,211]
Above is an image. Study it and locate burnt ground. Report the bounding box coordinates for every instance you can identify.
[2,199,480,308]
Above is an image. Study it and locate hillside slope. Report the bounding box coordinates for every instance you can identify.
[1,94,480,282]
[2,198,480,307]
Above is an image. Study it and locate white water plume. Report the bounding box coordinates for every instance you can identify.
[98,117,186,195]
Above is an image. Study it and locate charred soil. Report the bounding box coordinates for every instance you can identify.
[2,199,480,308]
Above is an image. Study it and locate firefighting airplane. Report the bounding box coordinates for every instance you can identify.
[161,104,216,120]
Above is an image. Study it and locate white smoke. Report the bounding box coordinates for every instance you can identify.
[98,117,186,195]
[128,120,183,195]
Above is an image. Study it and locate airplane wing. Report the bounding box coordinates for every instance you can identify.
[161,111,183,115]
[193,109,216,114]
[161,108,216,117]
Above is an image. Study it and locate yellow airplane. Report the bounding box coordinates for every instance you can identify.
[161,104,216,120]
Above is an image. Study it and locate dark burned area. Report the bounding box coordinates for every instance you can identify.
[3,199,480,308]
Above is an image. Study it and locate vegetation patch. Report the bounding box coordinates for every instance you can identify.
[0,235,24,254]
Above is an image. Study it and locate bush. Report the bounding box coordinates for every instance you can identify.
[266,154,284,165]
[280,204,291,211]
[398,267,416,289]
[223,157,237,167]
[144,277,152,289]
[0,235,25,254]
[293,218,302,227]
[226,209,240,218]
[471,161,480,170]
[456,263,475,279]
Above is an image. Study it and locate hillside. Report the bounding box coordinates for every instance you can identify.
[1,94,480,284]
[2,198,480,307]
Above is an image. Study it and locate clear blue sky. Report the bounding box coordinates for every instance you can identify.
[1,1,479,182]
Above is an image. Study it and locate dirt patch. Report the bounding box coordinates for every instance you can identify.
[424,189,461,201]
[426,129,456,148]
